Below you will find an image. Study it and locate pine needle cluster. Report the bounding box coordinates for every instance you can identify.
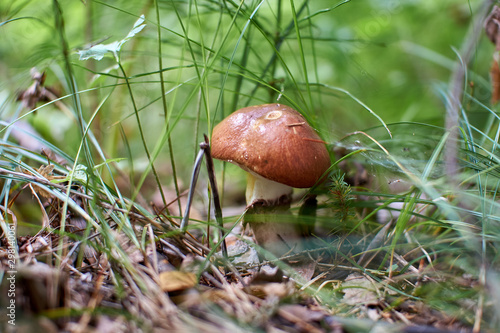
[328,171,355,223]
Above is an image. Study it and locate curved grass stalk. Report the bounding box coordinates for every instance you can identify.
[154,0,181,215]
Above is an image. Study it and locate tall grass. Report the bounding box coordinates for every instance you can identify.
[0,0,499,331]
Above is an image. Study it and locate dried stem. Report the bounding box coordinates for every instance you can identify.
[180,136,228,258]
[445,0,494,183]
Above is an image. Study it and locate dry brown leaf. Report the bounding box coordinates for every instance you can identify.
[277,305,324,333]
[17,68,49,110]
[485,5,500,46]
[491,56,500,104]
[25,164,65,199]
[485,6,500,104]
[341,273,379,306]
[159,270,198,292]
[249,281,295,299]
[23,235,51,253]
[291,260,316,282]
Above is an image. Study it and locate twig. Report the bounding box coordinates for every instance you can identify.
[446,3,494,332]
[179,149,204,231]
[180,136,228,258]
[201,134,228,257]
[445,0,494,183]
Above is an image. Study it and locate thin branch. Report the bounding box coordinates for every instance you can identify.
[445,0,494,183]
[201,134,228,257]
[180,136,228,258]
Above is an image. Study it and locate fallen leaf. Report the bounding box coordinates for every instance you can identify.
[226,239,260,266]
[485,5,500,46]
[249,281,294,299]
[277,305,324,333]
[290,260,316,282]
[159,271,197,292]
[341,273,379,306]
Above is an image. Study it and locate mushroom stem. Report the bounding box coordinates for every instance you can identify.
[245,173,303,257]
[245,173,292,206]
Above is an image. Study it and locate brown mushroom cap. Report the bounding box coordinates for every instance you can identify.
[211,103,331,188]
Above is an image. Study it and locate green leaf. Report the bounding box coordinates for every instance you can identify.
[119,14,147,48]
[94,158,127,169]
[78,41,121,61]
[78,15,146,61]
[52,164,88,184]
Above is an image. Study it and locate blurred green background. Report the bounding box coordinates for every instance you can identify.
[0,0,493,201]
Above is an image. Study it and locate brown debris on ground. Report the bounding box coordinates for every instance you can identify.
[0,169,479,333]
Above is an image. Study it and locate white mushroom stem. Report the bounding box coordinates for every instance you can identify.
[245,172,293,206]
[244,172,304,257]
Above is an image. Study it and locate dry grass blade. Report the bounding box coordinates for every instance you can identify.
[1,1,498,332]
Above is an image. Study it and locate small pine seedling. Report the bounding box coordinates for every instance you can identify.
[328,172,355,222]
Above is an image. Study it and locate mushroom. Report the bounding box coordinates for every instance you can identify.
[211,103,331,257]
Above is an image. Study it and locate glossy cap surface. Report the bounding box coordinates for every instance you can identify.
[211,103,330,188]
